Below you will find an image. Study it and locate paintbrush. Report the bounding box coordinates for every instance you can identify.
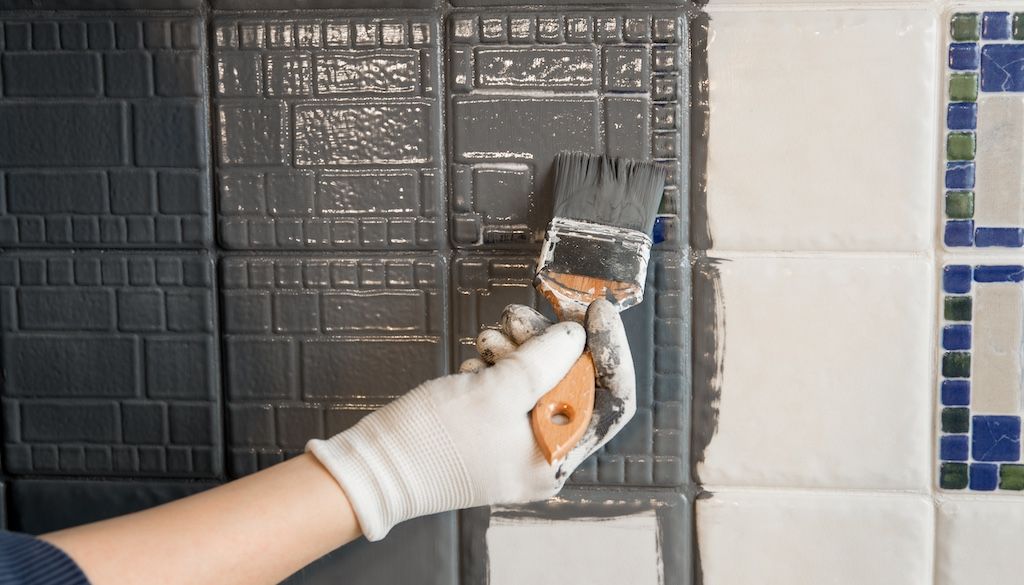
[532,152,666,463]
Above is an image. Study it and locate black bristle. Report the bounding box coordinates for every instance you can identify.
[551,152,667,235]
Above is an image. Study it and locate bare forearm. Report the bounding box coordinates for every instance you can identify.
[41,454,361,585]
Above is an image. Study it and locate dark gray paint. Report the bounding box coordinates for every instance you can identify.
[690,257,723,473]
[0,15,211,248]
[447,10,689,250]
[222,254,448,476]
[9,479,217,534]
[212,15,444,251]
[0,1,201,8]
[1,251,223,477]
[284,512,457,585]
[212,0,439,9]
[688,13,711,250]
[460,488,692,585]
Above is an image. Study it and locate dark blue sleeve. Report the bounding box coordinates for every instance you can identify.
[0,531,90,585]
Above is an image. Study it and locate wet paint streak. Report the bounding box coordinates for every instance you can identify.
[691,256,726,471]
[689,13,712,251]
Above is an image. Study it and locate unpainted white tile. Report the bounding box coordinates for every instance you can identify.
[697,490,934,585]
[701,8,938,252]
[487,512,661,585]
[936,495,1024,585]
[696,255,934,490]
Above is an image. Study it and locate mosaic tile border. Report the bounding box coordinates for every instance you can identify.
[939,264,1024,491]
[943,10,1024,248]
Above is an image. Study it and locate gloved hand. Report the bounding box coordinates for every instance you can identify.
[307,300,636,541]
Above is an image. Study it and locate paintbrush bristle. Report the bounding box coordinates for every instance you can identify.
[551,152,667,235]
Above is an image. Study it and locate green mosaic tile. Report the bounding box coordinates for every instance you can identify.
[944,296,973,321]
[951,13,980,41]
[947,133,976,161]
[945,191,975,219]
[942,407,971,433]
[950,74,979,102]
[1000,465,1024,490]
[1015,13,1024,40]
[941,462,969,489]
[943,351,971,378]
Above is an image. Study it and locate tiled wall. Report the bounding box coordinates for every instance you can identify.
[0,2,691,584]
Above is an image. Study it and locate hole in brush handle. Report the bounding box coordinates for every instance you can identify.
[530,352,596,464]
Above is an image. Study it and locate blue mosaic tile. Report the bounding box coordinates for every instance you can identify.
[944,265,973,294]
[982,12,1011,40]
[950,42,981,70]
[970,463,999,490]
[947,102,978,130]
[972,416,1021,462]
[975,227,1024,247]
[941,435,970,461]
[946,162,976,190]
[945,220,975,247]
[973,265,1024,283]
[941,380,971,406]
[943,325,972,350]
[981,44,1024,91]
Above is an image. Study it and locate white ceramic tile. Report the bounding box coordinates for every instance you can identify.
[936,495,1024,584]
[701,8,937,252]
[697,489,934,585]
[695,255,934,490]
[486,512,661,585]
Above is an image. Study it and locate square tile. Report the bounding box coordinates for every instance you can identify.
[1,252,222,478]
[0,15,211,248]
[461,489,690,585]
[694,255,933,490]
[222,255,447,476]
[937,263,1024,491]
[699,9,937,252]
[936,495,1024,584]
[453,251,690,487]
[285,512,456,585]
[447,11,688,250]
[214,16,442,251]
[944,11,1024,248]
[697,490,932,585]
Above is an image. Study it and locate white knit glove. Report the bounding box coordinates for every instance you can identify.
[307,300,636,541]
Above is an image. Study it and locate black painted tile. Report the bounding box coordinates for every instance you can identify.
[285,512,456,585]
[0,15,211,248]
[452,251,689,487]
[222,254,448,476]
[9,479,216,535]
[447,11,688,249]
[213,15,443,251]
[461,488,691,585]
[212,0,438,9]
[1,251,223,478]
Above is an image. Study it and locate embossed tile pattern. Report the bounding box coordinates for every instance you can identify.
[213,16,443,251]
[222,254,447,476]
[453,251,689,487]
[0,15,211,248]
[0,252,222,477]
[448,11,687,249]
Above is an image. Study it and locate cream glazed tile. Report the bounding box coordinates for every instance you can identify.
[936,494,1024,584]
[693,254,934,490]
[697,489,934,585]
[698,8,938,252]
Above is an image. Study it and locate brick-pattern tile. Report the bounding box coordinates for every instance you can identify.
[0,16,211,248]
[212,16,443,251]
[222,254,447,475]
[447,11,687,249]
[0,252,222,477]
[453,250,689,487]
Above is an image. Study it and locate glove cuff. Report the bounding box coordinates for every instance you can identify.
[306,387,474,541]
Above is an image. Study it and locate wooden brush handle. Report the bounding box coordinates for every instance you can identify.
[531,352,596,463]
[530,273,620,463]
